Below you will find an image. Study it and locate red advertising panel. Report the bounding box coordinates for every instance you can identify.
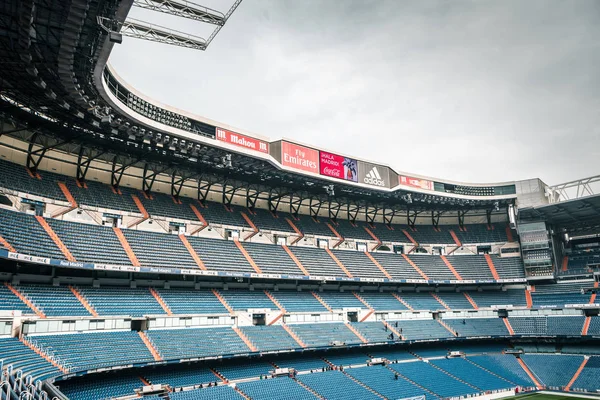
[319,151,358,182]
[399,175,434,190]
[216,127,269,154]
[281,141,319,173]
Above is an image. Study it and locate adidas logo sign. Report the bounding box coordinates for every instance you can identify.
[364,167,386,187]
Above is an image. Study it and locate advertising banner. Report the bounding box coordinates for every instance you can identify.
[216,128,269,154]
[319,151,358,182]
[398,175,434,190]
[357,161,390,189]
[281,141,319,173]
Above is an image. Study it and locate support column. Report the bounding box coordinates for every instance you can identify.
[113,227,141,266]
[326,223,344,248]
[69,286,98,317]
[364,252,393,279]
[324,248,353,278]
[232,326,257,352]
[234,239,262,273]
[516,358,543,389]
[179,234,207,270]
[138,331,162,361]
[440,255,462,280]
[35,216,76,261]
[0,234,16,252]
[565,358,589,391]
[401,254,429,280]
[484,254,500,280]
[282,245,310,276]
[312,291,333,312]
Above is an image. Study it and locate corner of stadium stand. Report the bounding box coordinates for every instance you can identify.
[0,0,599,399]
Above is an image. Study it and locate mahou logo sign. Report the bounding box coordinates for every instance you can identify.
[358,161,390,189]
[216,128,269,154]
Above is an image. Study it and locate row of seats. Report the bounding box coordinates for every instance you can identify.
[1,283,585,317]
[0,337,60,381]
[23,318,595,373]
[531,281,598,308]
[0,159,516,245]
[0,207,526,280]
[13,333,600,399]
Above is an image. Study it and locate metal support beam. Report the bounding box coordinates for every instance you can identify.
[222,181,236,208]
[171,171,195,198]
[268,189,284,214]
[142,163,169,194]
[204,0,243,47]
[432,210,443,230]
[77,147,106,182]
[309,197,323,218]
[383,208,397,226]
[245,184,260,211]
[347,202,359,223]
[26,134,72,173]
[111,156,139,188]
[329,202,342,221]
[289,192,303,219]
[98,17,208,50]
[365,205,379,225]
[407,210,420,228]
[549,175,600,203]
[458,210,468,230]
[132,0,225,25]
[197,179,211,204]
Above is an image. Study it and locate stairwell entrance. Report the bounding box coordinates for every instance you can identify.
[253,314,266,326]
[347,311,358,323]
[131,319,147,331]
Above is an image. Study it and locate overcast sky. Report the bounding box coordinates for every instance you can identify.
[111,0,599,186]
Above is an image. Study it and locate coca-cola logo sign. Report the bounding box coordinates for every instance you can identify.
[319,151,358,182]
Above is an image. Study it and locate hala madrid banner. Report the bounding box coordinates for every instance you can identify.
[319,151,358,182]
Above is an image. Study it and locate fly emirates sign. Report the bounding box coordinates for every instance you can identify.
[281,142,319,174]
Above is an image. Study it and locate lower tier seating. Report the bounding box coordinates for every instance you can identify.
[389,360,479,398]
[298,370,381,400]
[57,373,144,400]
[237,376,318,400]
[345,366,427,399]
[0,337,60,381]
[468,355,535,387]
[572,356,600,392]
[521,354,584,388]
[143,364,217,389]
[31,331,154,372]
[429,357,513,391]
[169,385,244,400]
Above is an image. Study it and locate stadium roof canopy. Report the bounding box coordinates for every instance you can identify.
[0,0,515,221]
[518,194,600,236]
